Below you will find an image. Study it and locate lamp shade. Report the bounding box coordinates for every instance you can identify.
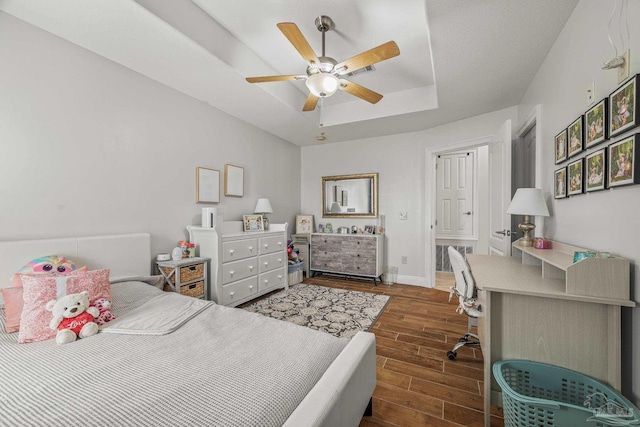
[254,198,273,214]
[306,73,339,97]
[330,202,342,213]
[506,188,550,216]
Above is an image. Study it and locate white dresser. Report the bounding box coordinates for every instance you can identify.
[188,221,288,306]
[310,233,384,284]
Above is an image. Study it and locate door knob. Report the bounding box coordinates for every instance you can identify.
[462,211,472,215]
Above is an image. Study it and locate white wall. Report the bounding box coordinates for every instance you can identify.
[517,0,640,404]
[0,12,301,258]
[301,107,517,286]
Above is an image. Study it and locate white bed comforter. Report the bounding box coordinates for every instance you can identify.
[0,279,349,427]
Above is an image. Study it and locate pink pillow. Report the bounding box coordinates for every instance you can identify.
[2,266,89,334]
[19,269,111,343]
[1,287,24,333]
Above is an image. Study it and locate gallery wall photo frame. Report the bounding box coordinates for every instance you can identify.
[196,167,220,203]
[555,128,568,164]
[585,98,608,148]
[609,74,639,138]
[554,167,567,199]
[567,158,584,196]
[568,116,584,158]
[242,214,264,232]
[608,134,640,188]
[224,164,244,197]
[585,148,607,192]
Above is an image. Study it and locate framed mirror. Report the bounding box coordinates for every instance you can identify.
[322,173,378,218]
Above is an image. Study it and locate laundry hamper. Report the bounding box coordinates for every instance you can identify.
[493,360,640,427]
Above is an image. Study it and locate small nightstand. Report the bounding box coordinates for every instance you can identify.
[156,257,210,300]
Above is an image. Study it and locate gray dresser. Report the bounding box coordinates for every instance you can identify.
[310,233,384,284]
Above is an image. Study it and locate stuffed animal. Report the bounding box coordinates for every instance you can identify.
[91,298,115,326]
[46,291,100,345]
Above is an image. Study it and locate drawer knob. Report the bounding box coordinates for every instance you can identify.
[230,271,235,276]
[277,258,282,263]
[249,246,254,251]
[264,279,269,284]
[277,275,282,279]
[278,241,282,247]
[249,265,254,271]
[264,244,269,249]
[230,291,235,297]
[357,254,360,257]
[229,249,235,255]
[249,285,254,290]
[189,266,197,271]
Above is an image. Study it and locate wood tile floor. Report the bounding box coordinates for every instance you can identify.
[303,274,505,427]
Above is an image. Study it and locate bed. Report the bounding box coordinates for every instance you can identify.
[0,233,377,427]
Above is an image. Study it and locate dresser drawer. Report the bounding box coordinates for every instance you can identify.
[222,238,258,262]
[222,258,257,285]
[222,276,258,306]
[159,262,204,285]
[311,234,341,252]
[179,280,205,298]
[258,268,285,292]
[259,235,285,255]
[259,252,285,273]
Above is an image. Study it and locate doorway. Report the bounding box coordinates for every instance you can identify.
[511,123,537,242]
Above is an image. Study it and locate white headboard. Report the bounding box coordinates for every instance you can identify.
[0,233,151,302]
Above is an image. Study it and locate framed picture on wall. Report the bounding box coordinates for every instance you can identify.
[608,134,639,187]
[224,164,244,197]
[585,149,606,192]
[554,167,567,199]
[555,128,568,164]
[568,116,584,158]
[609,74,639,138]
[567,158,584,196]
[196,167,220,203]
[585,98,608,148]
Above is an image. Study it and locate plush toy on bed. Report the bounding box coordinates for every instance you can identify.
[91,298,115,326]
[46,291,100,345]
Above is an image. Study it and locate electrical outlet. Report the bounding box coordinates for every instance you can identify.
[399,211,408,220]
[401,256,408,264]
[587,81,595,105]
[618,50,630,83]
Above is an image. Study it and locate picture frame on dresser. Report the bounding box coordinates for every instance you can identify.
[609,74,639,138]
[568,116,584,158]
[555,128,567,164]
[363,225,376,234]
[567,158,584,196]
[585,148,607,192]
[585,98,608,148]
[608,134,639,187]
[224,164,244,197]
[196,167,220,203]
[295,215,314,234]
[243,214,264,231]
[554,167,567,199]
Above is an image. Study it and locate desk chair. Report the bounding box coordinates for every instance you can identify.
[447,246,481,360]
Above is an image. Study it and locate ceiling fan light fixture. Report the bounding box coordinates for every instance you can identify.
[305,73,339,97]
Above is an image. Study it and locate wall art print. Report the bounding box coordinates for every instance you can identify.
[608,134,639,187]
[567,158,584,196]
[568,116,584,158]
[585,98,608,148]
[554,167,567,199]
[555,128,567,164]
[609,74,639,138]
[585,148,606,192]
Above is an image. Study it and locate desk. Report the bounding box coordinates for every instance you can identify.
[467,241,634,426]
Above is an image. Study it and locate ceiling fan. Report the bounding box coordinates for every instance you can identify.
[245,16,400,112]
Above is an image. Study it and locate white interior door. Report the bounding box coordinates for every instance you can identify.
[488,120,512,256]
[436,151,475,238]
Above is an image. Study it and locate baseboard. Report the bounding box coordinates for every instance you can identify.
[393,274,432,288]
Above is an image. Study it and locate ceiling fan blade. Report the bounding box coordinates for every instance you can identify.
[303,93,319,111]
[334,41,400,74]
[246,75,305,83]
[340,80,383,104]
[277,22,320,66]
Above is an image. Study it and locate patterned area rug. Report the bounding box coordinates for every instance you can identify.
[243,283,391,338]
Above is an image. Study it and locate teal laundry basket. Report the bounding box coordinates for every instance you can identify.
[493,360,640,427]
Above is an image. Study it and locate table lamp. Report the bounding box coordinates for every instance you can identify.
[254,198,273,230]
[506,188,549,247]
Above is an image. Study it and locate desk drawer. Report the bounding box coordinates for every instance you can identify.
[259,252,285,273]
[222,276,258,306]
[222,238,258,262]
[222,258,257,285]
[259,235,285,255]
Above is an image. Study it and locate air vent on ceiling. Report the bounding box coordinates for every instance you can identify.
[344,64,376,77]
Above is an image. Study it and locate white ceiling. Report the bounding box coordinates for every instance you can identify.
[0,0,579,146]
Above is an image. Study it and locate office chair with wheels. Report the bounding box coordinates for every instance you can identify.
[446,246,481,360]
